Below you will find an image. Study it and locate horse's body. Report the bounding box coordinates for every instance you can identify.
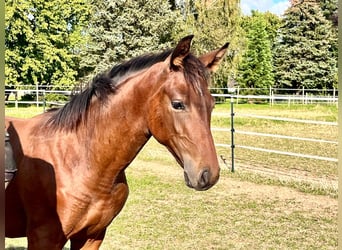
[5,36,228,249]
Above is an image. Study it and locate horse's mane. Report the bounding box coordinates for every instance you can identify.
[45,49,209,132]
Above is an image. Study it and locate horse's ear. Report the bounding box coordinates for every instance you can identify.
[170,35,194,70]
[199,43,229,72]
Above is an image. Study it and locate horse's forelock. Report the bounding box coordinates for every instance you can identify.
[183,54,211,96]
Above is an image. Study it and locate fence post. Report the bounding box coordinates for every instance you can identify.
[43,90,46,112]
[230,96,235,172]
[236,86,240,105]
[36,84,39,107]
[333,87,336,103]
[15,90,18,108]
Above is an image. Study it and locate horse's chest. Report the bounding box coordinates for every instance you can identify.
[61,181,129,236]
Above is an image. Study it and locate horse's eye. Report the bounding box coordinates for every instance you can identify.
[171,100,185,110]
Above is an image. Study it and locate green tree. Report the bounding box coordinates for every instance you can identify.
[273,0,337,90]
[263,12,282,49]
[318,0,337,85]
[236,11,276,94]
[172,0,242,91]
[5,0,90,89]
[79,0,181,82]
[318,0,338,27]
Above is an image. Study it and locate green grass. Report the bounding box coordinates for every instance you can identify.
[5,106,45,118]
[214,102,338,121]
[5,103,338,249]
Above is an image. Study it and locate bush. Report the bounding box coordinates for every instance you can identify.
[20,93,35,101]
[45,93,69,103]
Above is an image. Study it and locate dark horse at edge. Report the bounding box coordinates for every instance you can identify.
[5,35,228,249]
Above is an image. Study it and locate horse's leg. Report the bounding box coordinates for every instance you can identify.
[5,179,26,237]
[70,229,106,250]
[26,223,67,250]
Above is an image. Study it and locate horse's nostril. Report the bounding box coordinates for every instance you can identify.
[199,169,210,188]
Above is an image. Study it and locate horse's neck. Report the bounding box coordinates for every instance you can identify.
[86,68,158,173]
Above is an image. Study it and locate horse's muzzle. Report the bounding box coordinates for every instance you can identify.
[184,168,218,191]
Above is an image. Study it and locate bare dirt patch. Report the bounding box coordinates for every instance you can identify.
[130,159,337,213]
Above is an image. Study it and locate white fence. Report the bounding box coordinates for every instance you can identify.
[5,88,73,108]
[211,87,338,105]
[211,97,338,172]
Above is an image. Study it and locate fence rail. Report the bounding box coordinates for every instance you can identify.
[235,145,338,162]
[212,128,338,144]
[237,114,338,126]
[211,86,338,105]
[211,96,338,171]
[215,142,338,163]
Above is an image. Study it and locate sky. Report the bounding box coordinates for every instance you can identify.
[241,0,291,16]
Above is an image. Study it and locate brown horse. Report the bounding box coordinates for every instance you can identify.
[5,35,228,249]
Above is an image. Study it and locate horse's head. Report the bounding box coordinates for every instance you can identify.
[147,35,228,191]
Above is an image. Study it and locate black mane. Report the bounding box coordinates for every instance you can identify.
[45,49,209,132]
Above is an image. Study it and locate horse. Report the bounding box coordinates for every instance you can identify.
[5,35,228,249]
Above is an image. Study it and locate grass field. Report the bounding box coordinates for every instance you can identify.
[5,102,338,249]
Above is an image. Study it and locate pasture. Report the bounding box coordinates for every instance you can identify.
[5,103,338,249]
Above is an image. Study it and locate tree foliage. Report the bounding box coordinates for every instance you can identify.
[318,0,338,27]
[236,11,279,94]
[5,0,90,89]
[5,0,337,93]
[273,0,337,90]
[172,0,242,90]
[79,0,181,83]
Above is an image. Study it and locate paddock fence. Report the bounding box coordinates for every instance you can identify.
[5,86,73,110]
[211,95,338,172]
[211,87,338,105]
